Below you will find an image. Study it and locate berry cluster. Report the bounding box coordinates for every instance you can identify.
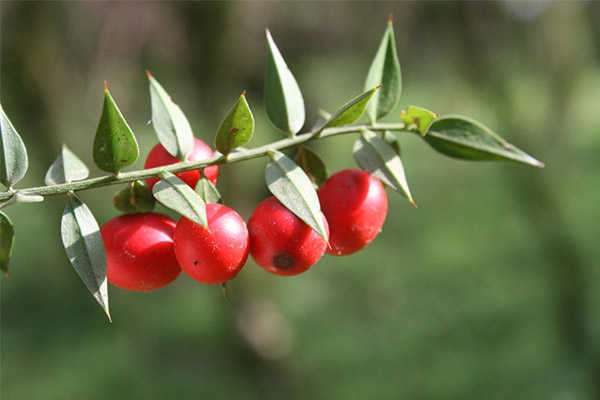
[101,139,388,291]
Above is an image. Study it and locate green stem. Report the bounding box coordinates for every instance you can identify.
[0,123,407,202]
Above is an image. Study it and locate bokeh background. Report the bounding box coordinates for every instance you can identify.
[2,1,600,399]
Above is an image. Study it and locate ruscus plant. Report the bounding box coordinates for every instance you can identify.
[0,17,544,322]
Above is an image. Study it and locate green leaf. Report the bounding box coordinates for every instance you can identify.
[152,171,207,228]
[214,91,254,156]
[424,115,545,167]
[319,86,381,130]
[382,130,402,156]
[294,146,329,188]
[113,181,155,214]
[265,150,328,241]
[15,192,44,203]
[61,194,110,321]
[194,177,222,204]
[0,104,28,189]
[45,144,89,185]
[364,16,402,123]
[93,83,139,174]
[265,29,305,135]
[147,72,194,161]
[401,106,438,136]
[353,130,415,206]
[1,211,15,278]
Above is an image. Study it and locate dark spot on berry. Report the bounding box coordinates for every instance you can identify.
[193,260,198,266]
[273,253,295,270]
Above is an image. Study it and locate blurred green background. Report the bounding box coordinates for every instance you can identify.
[2,1,600,399]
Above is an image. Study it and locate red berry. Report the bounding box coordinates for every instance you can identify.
[318,169,387,256]
[101,213,180,291]
[144,137,219,191]
[174,203,250,284]
[248,196,329,276]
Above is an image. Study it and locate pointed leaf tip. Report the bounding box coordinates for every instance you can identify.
[388,13,393,24]
[146,70,152,79]
[104,81,108,92]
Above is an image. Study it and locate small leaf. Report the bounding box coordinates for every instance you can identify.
[194,177,221,204]
[0,104,28,189]
[424,115,545,167]
[364,16,402,123]
[147,72,194,160]
[45,144,89,185]
[294,146,329,188]
[93,83,139,174]
[152,171,207,228]
[319,86,381,130]
[265,150,328,241]
[265,29,305,135]
[61,194,110,321]
[113,181,155,214]
[15,192,44,203]
[401,106,438,136]
[382,130,401,156]
[353,130,415,206]
[1,211,15,278]
[215,91,254,156]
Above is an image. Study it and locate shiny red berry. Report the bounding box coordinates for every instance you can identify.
[101,213,180,291]
[174,203,250,284]
[248,196,329,276]
[318,169,387,256]
[144,137,219,191]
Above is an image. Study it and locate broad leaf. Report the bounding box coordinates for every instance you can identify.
[0,211,15,278]
[353,130,415,206]
[45,144,89,185]
[424,115,545,167]
[113,181,155,214]
[152,171,207,228]
[401,106,438,136]
[147,72,194,161]
[364,17,402,123]
[0,104,28,189]
[382,130,402,155]
[319,86,380,130]
[215,91,254,156]
[265,150,328,241]
[194,177,222,204]
[93,83,139,174]
[294,146,329,188]
[265,29,305,135]
[61,194,110,321]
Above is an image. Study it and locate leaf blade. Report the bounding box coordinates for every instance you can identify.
[401,106,438,136]
[265,29,305,135]
[61,194,110,321]
[147,72,195,160]
[93,84,139,174]
[194,177,222,204]
[0,104,28,189]
[353,130,415,206]
[294,146,329,188]
[265,150,328,241]
[424,115,545,167]
[214,92,255,155]
[320,86,380,129]
[152,171,207,228]
[45,144,90,185]
[113,181,155,214]
[0,210,15,278]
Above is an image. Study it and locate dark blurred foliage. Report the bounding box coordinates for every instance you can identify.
[2,2,600,399]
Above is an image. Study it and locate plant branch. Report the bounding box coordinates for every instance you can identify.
[0,123,408,202]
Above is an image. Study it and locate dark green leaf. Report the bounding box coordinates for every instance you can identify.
[93,83,139,174]
[0,104,28,189]
[147,72,194,161]
[319,86,380,130]
[61,194,110,321]
[383,130,401,156]
[113,181,155,214]
[45,144,89,185]
[353,130,415,206]
[265,29,305,135]
[215,92,254,156]
[152,171,207,228]
[265,150,328,241]
[294,146,329,188]
[401,106,438,136]
[194,177,221,204]
[364,17,402,123]
[424,115,545,167]
[1,211,15,278]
